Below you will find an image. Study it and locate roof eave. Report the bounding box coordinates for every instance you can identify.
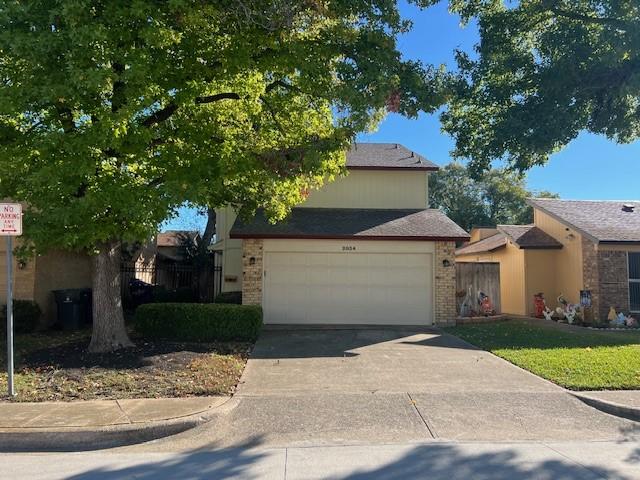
[230,233,468,241]
[346,166,439,172]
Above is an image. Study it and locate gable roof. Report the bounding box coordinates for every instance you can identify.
[528,198,640,243]
[455,233,508,256]
[346,143,439,171]
[497,225,563,249]
[230,208,469,241]
[456,225,562,256]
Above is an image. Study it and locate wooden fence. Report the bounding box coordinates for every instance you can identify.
[456,262,501,314]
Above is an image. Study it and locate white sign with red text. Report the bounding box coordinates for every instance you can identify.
[0,203,22,236]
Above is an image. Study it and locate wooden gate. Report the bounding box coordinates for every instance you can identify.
[456,262,501,314]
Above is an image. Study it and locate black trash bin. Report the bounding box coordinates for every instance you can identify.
[53,288,92,330]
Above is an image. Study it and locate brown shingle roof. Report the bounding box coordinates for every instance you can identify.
[455,233,508,256]
[346,143,439,171]
[230,208,469,241]
[528,199,640,243]
[157,230,200,247]
[498,225,563,249]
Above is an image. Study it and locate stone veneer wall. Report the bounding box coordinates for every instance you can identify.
[582,237,631,322]
[435,241,457,325]
[241,239,264,306]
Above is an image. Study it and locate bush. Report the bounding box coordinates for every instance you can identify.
[1,300,42,333]
[215,291,242,304]
[134,303,263,342]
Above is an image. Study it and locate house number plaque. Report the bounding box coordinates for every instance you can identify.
[341,246,356,251]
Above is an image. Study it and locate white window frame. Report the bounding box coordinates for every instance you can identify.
[630,252,640,313]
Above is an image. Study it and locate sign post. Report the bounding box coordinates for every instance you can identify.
[1,203,22,397]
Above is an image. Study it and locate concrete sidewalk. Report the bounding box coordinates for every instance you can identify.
[0,396,231,452]
[4,440,640,479]
[572,390,640,422]
[0,396,229,429]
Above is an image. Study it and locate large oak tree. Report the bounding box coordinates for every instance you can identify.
[0,1,445,351]
[433,0,640,174]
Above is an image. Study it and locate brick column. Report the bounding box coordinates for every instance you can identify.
[435,241,456,325]
[241,239,263,306]
[581,237,600,323]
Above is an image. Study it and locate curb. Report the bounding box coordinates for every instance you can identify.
[0,413,208,453]
[570,392,640,423]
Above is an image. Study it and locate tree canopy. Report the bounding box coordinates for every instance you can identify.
[429,163,558,232]
[0,0,445,255]
[434,0,640,174]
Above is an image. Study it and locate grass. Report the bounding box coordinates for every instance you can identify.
[0,327,251,402]
[445,320,640,390]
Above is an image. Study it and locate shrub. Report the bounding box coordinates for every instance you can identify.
[215,291,242,304]
[1,300,42,333]
[134,303,263,342]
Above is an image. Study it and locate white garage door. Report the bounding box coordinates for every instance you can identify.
[263,251,433,325]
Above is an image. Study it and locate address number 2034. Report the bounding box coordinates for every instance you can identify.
[341,246,356,251]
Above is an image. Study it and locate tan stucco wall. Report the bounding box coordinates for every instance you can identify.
[524,249,559,317]
[469,228,499,243]
[457,242,526,315]
[302,170,429,209]
[534,209,583,304]
[0,239,36,303]
[33,250,92,324]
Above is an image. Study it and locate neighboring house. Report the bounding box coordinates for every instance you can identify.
[126,230,201,288]
[456,199,640,321]
[0,243,91,325]
[214,143,469,326]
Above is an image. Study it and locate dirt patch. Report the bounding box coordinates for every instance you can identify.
[0,331,251,402]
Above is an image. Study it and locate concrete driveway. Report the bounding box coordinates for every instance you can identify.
[145,328,638,451]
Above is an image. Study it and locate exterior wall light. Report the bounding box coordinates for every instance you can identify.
[442,259,452,268]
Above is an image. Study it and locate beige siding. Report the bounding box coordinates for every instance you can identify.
[534,209,583,304]
[302,170,429,209]
[214,206,243,292]
[33,250,92,324]
[457,242,526,315]
[469,228,499,243]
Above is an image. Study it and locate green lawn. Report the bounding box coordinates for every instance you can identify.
[445,320,640,390]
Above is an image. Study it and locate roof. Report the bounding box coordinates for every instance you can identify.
[528,198,640,243]
[157,230,200,247]
[346,143,439,171]
[455,234,508,256]
[456,225,562,256]
[497,225,563,249]
[230,208,469,241]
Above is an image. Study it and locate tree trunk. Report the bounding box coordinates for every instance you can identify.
[88,240,134,353]
[197,208,216,302]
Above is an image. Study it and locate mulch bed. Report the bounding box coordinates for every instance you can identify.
[0,330,252,402]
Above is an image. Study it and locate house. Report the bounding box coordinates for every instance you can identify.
[456,199,640,321]
[214,143,469,325]
[0,243,91,325]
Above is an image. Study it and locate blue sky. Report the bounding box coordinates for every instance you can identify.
[164,1,639,231]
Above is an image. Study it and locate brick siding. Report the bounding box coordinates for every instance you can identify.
[241,239,264,306]
[435,241,457,325]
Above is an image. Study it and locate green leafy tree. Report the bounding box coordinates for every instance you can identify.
[0,1,444,351]
[429,163,558,231]
[434,0,640,173]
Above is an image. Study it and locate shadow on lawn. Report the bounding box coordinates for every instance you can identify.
[446,318,640,351]
[5,334,250,371]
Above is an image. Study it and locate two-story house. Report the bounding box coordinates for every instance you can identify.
[456,198,640,321]
[212,143,469,326]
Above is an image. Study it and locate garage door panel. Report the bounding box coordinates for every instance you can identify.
[264,251,433,325]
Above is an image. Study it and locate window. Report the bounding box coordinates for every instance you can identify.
[630,253,640,312]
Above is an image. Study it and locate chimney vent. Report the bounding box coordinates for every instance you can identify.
[622,204,635,213]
